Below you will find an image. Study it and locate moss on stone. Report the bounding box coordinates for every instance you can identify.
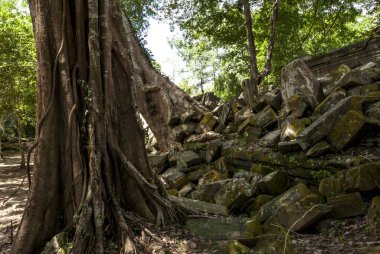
[327,110,366,150]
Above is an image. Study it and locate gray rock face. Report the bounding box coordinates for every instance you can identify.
[257,183,312,222]
[177,150,203,170]
[264,194,331,232]
[148,153,169,173]
[255,105,278,129]
[366,100,380,120]
[296,96,362,150]
[258,170,289,195]
[263,89,282,110]
[192,180,228,203]
[218,103,231,128]
[281,59,322,112]
[313,89,347,116]
[327,110,366,150]
[214,178,255,208]
[259,130,281,147]
[306,141,333,157]
[204,140,222,163]
[170,196,228,216]
[185,217,262,241]
[327,192,365,219]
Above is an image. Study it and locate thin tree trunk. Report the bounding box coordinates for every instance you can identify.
[12,1,187,253]
[241,0,280,106]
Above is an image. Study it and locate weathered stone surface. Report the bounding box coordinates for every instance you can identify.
[318,73,335,96]
[186,164,210,182]
[356,246,380,254]
[201,92,220,109]
[227,240,251,253]
[306,141,333,157]
[172,123,198,142]
[233,170,262,184]
[349,83,380,96]
[258,170,289,195]
[248,194,274,216]
[198,169,228,185]
[319,170,346,197]
[214,157,229,174]
[278,140,302,153]
[184,131,222,144]
[241,126,262,143]
[259,130,281,147]
[327,192,365,218]
[327,110,366,150]
[161,168,187,189]
[338,69,372,88]
[192,179,228,203]
[197,112,218,133]
[257,183,312,222]
[252,97,268,113]
[177,150,203,170]
[367,196,380,236]
[181,110,201,123]
[280,116,306,141]
[296,96,362,150]
[265,194,330,232]
[250,163,276,176]
[41,233,69,254]
[204,140,222,163]
[263,89,282,110]
[281,59,322,111]
[287,95,308,118]
[172,125,187,142]
[218,103,231,127]
[366,100,380,120]
[231,98,245,113]
[178,183,195,197]
[338,62,380,88]
[256,236,299,254]
[256,106,278,129]
[185,217,262,240]
[237,115,256,134]
[169,196,229,216]
[214,178,255,208]
[313,89,347,116]
[148,153,169,173]
[223,146,327,169]
[344,162,380,192]
[235,106,253,123]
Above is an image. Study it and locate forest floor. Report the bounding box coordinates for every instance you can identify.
[1,153,380,253]
[0,152,30,254]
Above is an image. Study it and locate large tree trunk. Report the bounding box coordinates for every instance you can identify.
[12,1,186,253]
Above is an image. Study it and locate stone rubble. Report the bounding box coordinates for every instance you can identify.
[147,59,380,253]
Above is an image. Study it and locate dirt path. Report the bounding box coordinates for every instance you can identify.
[0,153,30,253]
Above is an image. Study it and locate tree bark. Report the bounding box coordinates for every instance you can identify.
[241,0,280,106]
[12,1,187,253]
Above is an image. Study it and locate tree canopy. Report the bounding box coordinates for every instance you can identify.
[158,0,378,99]
[0,0,36,131]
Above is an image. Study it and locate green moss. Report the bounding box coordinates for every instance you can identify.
[327,110,366,150]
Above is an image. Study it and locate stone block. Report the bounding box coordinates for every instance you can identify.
[204,140,222,163]
[327,110,366,150]
[327,192,365,218]
[296,96,362,150]
[177,150,203,170]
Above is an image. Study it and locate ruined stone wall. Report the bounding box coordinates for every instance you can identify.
[305,37,380,78]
